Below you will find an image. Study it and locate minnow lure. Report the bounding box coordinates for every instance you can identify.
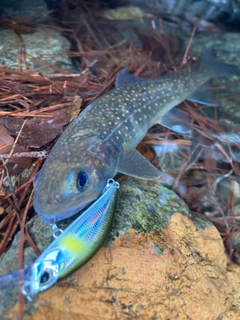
[33,49,240,223]
[0,179,119,301]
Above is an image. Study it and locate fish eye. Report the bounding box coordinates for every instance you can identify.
[40,270,52,284]
[76,171,88,191]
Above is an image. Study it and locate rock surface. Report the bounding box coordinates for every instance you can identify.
[0,177,191,315]
[5,212,240,320]
[1,178,240,319]
[0,29,72,72]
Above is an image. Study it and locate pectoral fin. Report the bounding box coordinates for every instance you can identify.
[117,144,162,180]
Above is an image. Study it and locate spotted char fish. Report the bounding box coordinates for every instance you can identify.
[33,50,240,222]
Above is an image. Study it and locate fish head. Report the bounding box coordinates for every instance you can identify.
[33,136,120,223]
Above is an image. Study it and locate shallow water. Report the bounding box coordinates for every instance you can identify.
[1,0,240,316]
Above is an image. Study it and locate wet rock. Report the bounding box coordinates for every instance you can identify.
[0,177,190,316]
[1,178,240,319]
[0,29,72,72]
[103,6,154,20]
[0,0,46,19]
[4,212,240,319]
[119,0,240,32]
[106,177,191,245]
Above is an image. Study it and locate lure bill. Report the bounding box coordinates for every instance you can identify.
[0,179,119,301]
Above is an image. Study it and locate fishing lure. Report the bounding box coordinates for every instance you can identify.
[0,179,119,301]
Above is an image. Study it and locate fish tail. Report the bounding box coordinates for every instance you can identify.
[188,49,240,106]
[201,48,240,77]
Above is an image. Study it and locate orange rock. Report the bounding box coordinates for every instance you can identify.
[6,213,240,319]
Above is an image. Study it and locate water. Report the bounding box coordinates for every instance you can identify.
[1,0,240,317]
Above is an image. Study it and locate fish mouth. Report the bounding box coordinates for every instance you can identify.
[33,199,93,223]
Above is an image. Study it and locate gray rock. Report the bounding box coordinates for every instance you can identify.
[105,177,191,245]
[0,0,46,19]
[0,176,214,316]
[0,29,73,72]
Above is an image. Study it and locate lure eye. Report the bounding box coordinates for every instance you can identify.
[40,270,52,284]
[76,171,88,191]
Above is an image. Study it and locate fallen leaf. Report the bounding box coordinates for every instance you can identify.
[0,124,14,153]
[3,111,69,148]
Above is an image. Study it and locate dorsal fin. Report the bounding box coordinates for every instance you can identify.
[115,68,144,87]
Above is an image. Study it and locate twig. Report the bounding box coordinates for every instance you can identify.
[2,119,27,168]
[0,151,47,159]
[180,23,198,66]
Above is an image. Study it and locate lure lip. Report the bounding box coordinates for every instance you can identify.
[0,267,32,288]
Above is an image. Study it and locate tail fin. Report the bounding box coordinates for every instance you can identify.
[188,48,240,106]
[201,48,240,77]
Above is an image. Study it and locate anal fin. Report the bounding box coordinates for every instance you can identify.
[161,108,192,134]
[188,82,218,106]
